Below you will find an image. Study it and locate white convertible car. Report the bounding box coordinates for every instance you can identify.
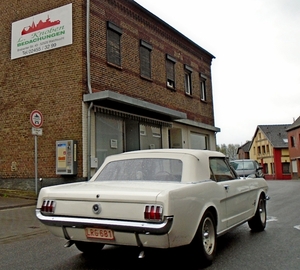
[36,149,269,265]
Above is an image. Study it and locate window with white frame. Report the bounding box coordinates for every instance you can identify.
[166,54,176,89]
[184,65,193,95]
[139,123,162,150]
[200,74,207,101]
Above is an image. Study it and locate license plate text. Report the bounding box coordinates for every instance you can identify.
[85,228,114,240]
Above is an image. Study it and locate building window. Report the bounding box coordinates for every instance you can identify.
[140,40,152,79]
[282,162,290,174]
[166,54,176,89]
[200,74,207,101]
[190,132,209,150]
[184,65,193,95]
[271,163,274,174]
[263,163,268,174]
[291,136,295,147]
[210,157,235,182]
[292,160,297,173]
[107,21,122,66]
[96,113,124,167]
[139,123,162,150]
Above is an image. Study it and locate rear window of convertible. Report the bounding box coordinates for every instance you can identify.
[95,158,183,182]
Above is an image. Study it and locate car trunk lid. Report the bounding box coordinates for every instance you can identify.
[38,181,182,221]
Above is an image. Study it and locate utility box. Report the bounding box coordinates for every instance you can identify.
[56,140,77,175]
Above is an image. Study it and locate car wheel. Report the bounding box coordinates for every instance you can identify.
[248,194,267,232]
[74,241,105,254]
[192,211,216,265]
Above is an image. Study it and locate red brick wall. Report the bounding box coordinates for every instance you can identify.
[287,128,300,178]
[238,149,249,159]
[0,0,86,179]
[89,0,215,126]
[288,129,300,159]
[0,0,216,183]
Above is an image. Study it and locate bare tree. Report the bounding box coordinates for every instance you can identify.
[217,144,240,160]
[216,144,227,155]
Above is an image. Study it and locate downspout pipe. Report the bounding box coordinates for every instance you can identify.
[86,0,93,180]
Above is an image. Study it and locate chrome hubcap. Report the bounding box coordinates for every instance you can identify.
[259,199,266,223]
[202,217,215,255]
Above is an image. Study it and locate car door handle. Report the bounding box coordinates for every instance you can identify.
[224,184,229,191]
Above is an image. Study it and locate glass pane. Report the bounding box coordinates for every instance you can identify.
[96,158,182,182]
[190,132,207,150]
[210,157,234,181]
[107,30,121,65]
[95,113,123,167]
[140,46,151,78]
[166,60,174,81]
[139,123,162,150]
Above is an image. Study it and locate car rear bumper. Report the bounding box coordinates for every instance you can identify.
[36,209,173,235]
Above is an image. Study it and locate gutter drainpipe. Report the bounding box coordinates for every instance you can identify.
[86,0,93,180]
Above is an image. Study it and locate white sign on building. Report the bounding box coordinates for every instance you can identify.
[11,3,72,59]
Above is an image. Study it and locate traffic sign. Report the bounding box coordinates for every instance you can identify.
[32,127,43,136]
[30,110,43,128]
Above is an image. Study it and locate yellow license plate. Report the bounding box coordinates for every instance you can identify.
[85,228,114,240]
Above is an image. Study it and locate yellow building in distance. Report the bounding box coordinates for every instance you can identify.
[250,125,291,180]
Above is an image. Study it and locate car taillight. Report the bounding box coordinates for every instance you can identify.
[41,200,56,214]
[144,205,163,221]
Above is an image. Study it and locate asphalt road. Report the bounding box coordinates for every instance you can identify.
[1,180,300,270]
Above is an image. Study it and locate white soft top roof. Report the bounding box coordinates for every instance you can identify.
[94,149,225,182]
[117,149,225,159]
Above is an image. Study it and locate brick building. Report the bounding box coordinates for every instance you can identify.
[286,116,300,179]
[237,141,251,159]
[0,0,220,191]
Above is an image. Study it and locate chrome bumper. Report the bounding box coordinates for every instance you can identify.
[36,209,173,235]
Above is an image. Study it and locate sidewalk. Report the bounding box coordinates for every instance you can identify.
[0,189,37,210]
[0,189,48,244]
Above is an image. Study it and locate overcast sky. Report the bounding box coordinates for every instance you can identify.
[135,0,300,145]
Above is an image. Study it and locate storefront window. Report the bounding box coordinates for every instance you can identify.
[140,124,161,150]
[96,113,124,167]
[190,132,208,150]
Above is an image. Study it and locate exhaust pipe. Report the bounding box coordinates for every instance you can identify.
[138,250,145,259]
[135,232,145,258]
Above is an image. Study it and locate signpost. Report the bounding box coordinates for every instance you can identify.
[30,110,43,194]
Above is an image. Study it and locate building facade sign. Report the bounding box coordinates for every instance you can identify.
[11,3,72,59]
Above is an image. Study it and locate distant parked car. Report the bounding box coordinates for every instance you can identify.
[36,149,269,266]
[230,159,264,179]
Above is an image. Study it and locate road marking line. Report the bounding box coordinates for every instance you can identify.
[294,225,300,230]
[267,216,278,222]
